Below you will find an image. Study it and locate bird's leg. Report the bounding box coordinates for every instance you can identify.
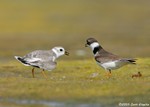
[108,70,111,76]
[106,69,112,77]
[41,69,48,79]
[32,68,35,78]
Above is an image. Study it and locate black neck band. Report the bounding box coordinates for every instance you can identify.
[93,46,102,54]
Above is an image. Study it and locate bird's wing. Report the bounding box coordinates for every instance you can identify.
[21,50,57,69]
[25,58,42,63]
[23,50,55,61]
[95,51,120,63]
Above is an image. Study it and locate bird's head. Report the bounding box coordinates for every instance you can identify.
[52,47,69,58]
[85,38,100,50]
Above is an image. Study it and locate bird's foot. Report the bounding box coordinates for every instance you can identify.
[105,72,112,78]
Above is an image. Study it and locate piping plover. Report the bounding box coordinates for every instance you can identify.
[15,46,69,78]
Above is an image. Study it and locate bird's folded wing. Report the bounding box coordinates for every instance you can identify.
[95,53,120,63]
[24,50,55,61]
[25,58,42,63]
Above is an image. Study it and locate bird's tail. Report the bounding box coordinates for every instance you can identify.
[126,58,136,64]
[14,56,29,66]
[120,58,136,64]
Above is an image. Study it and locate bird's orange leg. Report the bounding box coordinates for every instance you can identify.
[106,70,112,78]
[109,70,112,76]
[41,69,48,79]
[32,68,35,78]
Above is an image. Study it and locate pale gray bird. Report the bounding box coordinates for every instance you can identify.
[85,38,136,77]
[15,46,69,78]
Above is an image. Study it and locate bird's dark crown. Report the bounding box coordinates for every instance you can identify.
[86,38,98,45]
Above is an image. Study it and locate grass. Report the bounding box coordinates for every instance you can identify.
[0,58,149,107]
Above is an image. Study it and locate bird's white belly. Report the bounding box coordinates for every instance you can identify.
[97,61,123,70]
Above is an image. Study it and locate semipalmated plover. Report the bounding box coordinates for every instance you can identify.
[15,46,69,78]
[85,38,136,77]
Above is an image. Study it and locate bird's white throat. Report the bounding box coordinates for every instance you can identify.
[52,48,61,58]
[90,42,100,50]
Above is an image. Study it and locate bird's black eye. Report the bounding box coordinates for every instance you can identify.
[60,49,63,51]
[87,41,90,45]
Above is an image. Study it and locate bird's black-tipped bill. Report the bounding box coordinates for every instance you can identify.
[85,44,88,47]
[65,51,69,56]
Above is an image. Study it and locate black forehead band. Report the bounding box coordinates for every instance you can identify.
[86,41,91,45]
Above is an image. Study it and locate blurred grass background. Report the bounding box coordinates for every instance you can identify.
[0,0,150,60]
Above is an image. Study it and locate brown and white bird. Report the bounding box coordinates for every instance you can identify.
[85,38,136,76]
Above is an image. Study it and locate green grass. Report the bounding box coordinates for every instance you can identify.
[0,58,149,107]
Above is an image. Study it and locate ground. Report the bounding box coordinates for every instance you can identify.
[0,58,149,107]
